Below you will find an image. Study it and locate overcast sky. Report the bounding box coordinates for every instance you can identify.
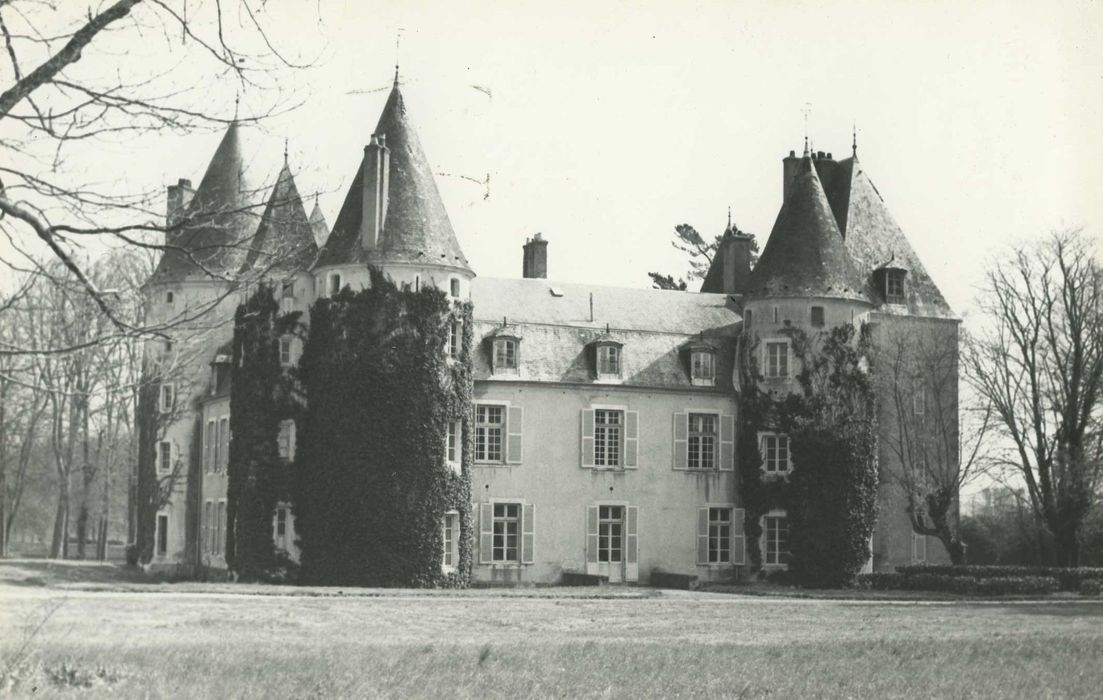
[19,0,1103,319]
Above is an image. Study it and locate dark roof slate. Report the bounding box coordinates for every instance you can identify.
[747,156,869,302]
[314,84,471,273]
[239,162,318,277]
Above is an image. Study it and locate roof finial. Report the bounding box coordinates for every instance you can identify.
[852,122,858,157]
[283,137,289,165]
[727,206,732,231]
[394,28,404,87]
[802,102,812,157]
[233,93,240,121]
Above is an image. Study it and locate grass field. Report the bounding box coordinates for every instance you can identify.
[1,561,1102,699]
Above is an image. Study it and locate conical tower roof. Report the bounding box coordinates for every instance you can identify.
[239,161,318,277]
[151,121,261,284]
[315,82,472,273]
[747,156,868,302]
[308,198,329,246]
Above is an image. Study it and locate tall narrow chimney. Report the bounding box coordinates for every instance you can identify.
[782,150,801,202]
[522,232,548,279]
[165,178,194,247]
[361,134,390,250]
[721,232,754,295]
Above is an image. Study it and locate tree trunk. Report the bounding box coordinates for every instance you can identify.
[1054,524,1080,567]
[49,478,69,558]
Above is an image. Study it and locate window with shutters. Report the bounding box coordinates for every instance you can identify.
[492,338,518,374]
[598,505,624,563]
[492,502,520,563]
[159,383,175,413]
[690,350,716,386]
[810,306,825,328]
[278,420,296,461]
[442,511,459,571]
[474,404,504,463]
[274,507,288,550]
[912,533,928,563]
[763,512,790,566]
[445,420,462,472]
[212,419,221,473]
[708,508,732,564]
[158,441,172,474]
[156,512,169,556]
[280,336,293,366]
[759,432,792,475]
[687,413,718,470]
[698,505,744,566]
[764,340,790,378]
[219,416,229,471]
[594,409,623,467]
[216,501,226,556]
[281,296,295,314]
[203,501,213,554]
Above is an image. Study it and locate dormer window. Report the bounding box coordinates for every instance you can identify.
[492,338,518,374]
[885,270,906,304]
[596,343,621,379]
[691,350,716,386]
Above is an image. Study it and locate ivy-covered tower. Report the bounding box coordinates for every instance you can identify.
[294,76,475,586]
[138,119,263,566]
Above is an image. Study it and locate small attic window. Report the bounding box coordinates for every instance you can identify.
[691,350,716,387]
[885,270,906,304]
[596,344,621,378]
[492,338,519,374]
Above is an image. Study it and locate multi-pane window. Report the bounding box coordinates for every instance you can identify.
[765,341,789,378]
[205,420,215,471]
[886,270,906,304]
[810,306,825,328]
[159,383,175,413]
[598,505,625,563]
[156,513,168,556]
[219,417,229,471]
[443,511,459,569]
[764,514,790,566]
[274,507,288,549]
[762,433,790,474]
[278,420,296,461]
[594,409,623,467]
[492,503,520,562]
[708,508,732,564]
[447,319,461,358]
[688,413,718,470]
[158,441,172,474]
[597,345,621,376]
[475,405,504,462]
[446,420,461,467]
[280,337,292,366]
[691,351,715,386]
[493,339,517,373]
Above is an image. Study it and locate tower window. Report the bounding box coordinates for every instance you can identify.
[328,273,342,297]
[165,291,174,304]
[810,306,825,328]
[743,308,753,329]
[885,270,906,304]
[450,278,461,298]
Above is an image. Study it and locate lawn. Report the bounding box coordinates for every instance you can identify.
[1,561,1101,699]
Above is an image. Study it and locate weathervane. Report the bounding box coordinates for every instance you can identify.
[802,102,812,156]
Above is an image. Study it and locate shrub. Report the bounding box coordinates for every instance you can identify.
[973,576,1059,596]
[856,572,1058,595]
[896,565,1103,591]
[856,572,905,590]
[124,544,138,567]
[1078,579,1103,596]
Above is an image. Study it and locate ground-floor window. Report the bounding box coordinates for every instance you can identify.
[708,508,731,564]
[156,512,169,556]
[274,507,288,550]
[764,514,790,566]
[598,505,624,563]
[216,501,226,556]
[493,503,520,563]
[442,511,459,571]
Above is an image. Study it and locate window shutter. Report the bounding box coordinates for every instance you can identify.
[672,412,688,470]
[719,415,735,471]
[201,423,208,472]
[205,421,213,472]
[221,418,230,471]
[732,508,746,565]
[585,505,599,574]
[479,503,494,564]
[201,502,209,558]
[522,503,535,564]
[506,406,524,464]
[696,507,710,565]
[580,409,595,469]
[624,411,639,469]
[625,505,639,582]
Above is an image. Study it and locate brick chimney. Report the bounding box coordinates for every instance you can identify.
[522,233,548,279]
[361,134,390,250]
[166,178,194,228]
[721,232,754,295]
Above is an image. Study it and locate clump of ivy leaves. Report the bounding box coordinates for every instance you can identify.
[225,281,303,581]
[294,269,473,587]
[737,322,879,588]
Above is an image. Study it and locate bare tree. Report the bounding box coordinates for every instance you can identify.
[965,229,1103,566]
[0,1,319,354]
[877,323,992,563]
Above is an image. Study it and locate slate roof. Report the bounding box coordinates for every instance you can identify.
[747,156,869,302]
[471,277,740,389]
[150,122,263,284]
[825,156,955,318]
[308,199,329,246]
[239,162,318,277]
[314,83,471,273]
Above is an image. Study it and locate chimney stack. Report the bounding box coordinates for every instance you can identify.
[165,178,194,247]
[721,232,754,295]
[522,232,548,278]
[361,134,390,250]
[782,150,802,202]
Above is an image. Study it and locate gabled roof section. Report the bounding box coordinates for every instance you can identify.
[314,83,471,273]
[748,156,868,302]
[829,157,955,318]
[239,161,318,277]
[151,121,261,284]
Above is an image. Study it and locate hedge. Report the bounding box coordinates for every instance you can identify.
[896,564,1103,591]
[856,572,1061,595]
